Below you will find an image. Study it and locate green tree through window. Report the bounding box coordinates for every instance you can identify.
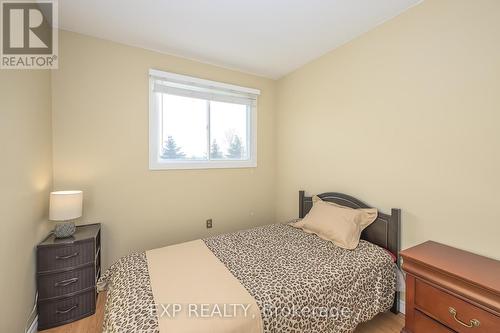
[161,136,186,159]
[210,139,223,159]
[226,135,243,159]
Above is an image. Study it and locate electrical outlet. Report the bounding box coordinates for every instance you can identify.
[206,219,213,229]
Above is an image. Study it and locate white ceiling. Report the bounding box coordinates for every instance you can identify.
[59,0,422,79]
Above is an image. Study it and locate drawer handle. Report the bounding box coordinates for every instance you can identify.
[54,277,79,287]
[55,252,79,260]
[449,307,480,328]
[56,304,78,314]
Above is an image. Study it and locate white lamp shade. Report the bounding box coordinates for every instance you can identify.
[49,191,83,221]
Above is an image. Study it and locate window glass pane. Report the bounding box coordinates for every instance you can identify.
[161,94,208,160]
[209,101,249,160]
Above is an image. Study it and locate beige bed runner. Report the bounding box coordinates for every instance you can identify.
[146,239,263,333]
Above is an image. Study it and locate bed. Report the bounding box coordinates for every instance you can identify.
[98,191,401,333]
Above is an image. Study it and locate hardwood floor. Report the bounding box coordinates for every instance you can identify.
[41,293,405,332]
[356,312,405,333]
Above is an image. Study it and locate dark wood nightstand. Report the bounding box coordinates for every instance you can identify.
[37,223,101,330]
[401,241,500,333]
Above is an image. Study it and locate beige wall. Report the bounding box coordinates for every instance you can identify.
[275,0,500,260]
[0,71,53,332]
[52,31,276,269]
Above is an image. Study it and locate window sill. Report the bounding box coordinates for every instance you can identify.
[149,160,257,170]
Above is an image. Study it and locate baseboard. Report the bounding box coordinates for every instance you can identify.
[399,299,406,314]
[26,315,38,333]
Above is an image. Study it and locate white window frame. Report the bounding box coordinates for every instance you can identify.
[149,69,259,170]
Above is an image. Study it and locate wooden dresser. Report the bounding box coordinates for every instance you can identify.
[37,223,101,330]
[401,241,500,333]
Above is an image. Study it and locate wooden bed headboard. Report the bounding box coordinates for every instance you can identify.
[299,190,401,313]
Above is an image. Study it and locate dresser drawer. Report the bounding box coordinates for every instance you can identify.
[38,289,96,330]
[37,240,95,272]
[414,310,454,333]
[415,279,500,333]
[38,265,95,300]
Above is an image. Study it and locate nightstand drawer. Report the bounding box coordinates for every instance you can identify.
[38,289,96,330]
[415,279,500,332]
[414,310,454,333]
[38,265,95,300]
[37,240,94,272]
[37,224,101,329]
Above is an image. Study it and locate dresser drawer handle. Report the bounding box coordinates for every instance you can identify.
[54,277,79,287]
[55,252,79,260]
[56,304,78,314]
[449,307,480,328]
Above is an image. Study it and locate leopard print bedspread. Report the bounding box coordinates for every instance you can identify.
[98,252,159,333]
[204,224,396,333]
[99,224,396,333]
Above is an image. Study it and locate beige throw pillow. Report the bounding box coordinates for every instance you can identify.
[292,196,377,249]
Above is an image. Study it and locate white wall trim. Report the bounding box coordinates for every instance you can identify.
[26,315,37,333]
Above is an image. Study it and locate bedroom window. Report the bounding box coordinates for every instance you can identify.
[149,69,259,170]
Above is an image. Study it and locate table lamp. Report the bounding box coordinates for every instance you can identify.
[49,190,83,238]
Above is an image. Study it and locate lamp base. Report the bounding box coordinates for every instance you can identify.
[54,221,76,238]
